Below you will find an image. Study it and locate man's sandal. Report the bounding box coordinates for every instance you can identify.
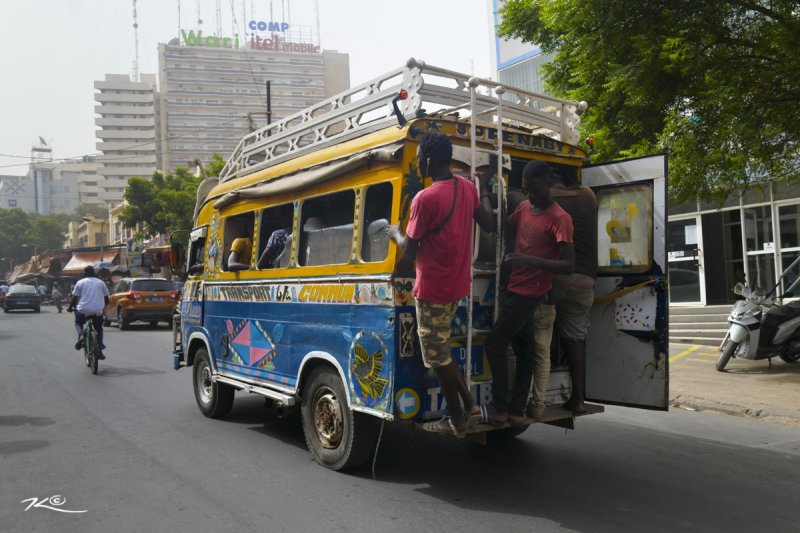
[480,405,508,428]
[466,405,481,429]
[422,417,466,438]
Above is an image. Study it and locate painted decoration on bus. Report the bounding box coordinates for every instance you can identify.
[347,330,392,410]
[206,213,222,274]
[203,282,393,305]
[226,318,279,369]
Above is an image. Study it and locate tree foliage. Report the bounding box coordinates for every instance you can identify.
[0,208,71,269]
[120,154,225,238]
[497,0,800,202]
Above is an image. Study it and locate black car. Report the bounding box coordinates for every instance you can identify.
[3,284,41,313]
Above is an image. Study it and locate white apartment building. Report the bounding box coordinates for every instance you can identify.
[157,30,350,171]
[94,73,159,193]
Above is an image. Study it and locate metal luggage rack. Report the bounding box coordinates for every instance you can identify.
[219,57,587,183]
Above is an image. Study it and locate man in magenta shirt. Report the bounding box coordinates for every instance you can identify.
[387,130,495,437]
[484,160,575,426]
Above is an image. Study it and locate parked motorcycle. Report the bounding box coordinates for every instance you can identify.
[717,259,800,371]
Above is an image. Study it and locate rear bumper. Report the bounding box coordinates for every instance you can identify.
[124,308,173,322]
[4,301,40,310]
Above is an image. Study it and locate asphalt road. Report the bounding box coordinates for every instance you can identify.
[2,307,800,533]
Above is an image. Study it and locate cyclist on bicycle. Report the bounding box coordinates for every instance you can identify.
[67,265,110,359]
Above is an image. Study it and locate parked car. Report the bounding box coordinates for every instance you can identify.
[104,278,179,329]
[3,284,41,313]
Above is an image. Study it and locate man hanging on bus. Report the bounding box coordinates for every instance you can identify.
[387,130,496,437]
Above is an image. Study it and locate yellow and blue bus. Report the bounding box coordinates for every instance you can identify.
[173,60,669,471]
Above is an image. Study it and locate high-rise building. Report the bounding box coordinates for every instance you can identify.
[94,73,159,198]
[157,27,349,171]
[487,0,553,93]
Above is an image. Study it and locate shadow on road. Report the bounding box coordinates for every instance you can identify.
[96,366,166,377]
[0,415,55,427]
[0,439,51,455]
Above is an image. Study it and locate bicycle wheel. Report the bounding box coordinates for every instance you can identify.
[83,326,91,367]
[89,329,99,374]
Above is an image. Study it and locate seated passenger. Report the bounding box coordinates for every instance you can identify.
[227,229,253,271]
[257,228,291,268]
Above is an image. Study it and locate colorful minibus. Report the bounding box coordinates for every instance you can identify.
[173,59,668,470]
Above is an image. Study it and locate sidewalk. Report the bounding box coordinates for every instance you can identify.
[669,342,800,427]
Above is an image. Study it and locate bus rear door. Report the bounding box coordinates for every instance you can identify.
[582,155,669,409]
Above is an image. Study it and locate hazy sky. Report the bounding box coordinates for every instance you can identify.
[0,0,494,175]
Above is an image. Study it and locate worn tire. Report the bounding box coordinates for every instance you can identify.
[301,367,379,471]
[779,352,800,363]
[89,330,99,375]
[716,341,738,372]
[117,308,129,330]
[193,348,234,418]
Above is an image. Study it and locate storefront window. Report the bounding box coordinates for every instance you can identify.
[747,253,776,292]
[744,206,774,252]
[780,251,800,296]
[778,204,800,249]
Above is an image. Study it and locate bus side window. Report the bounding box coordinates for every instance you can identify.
[222,212,256,272]
[257,203,294,269]
[360,182,393,262]
[298,189,355,267]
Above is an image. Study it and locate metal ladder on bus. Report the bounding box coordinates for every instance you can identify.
[464,79,509,395]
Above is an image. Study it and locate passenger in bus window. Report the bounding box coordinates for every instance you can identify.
[386,131,495,437]
[257,228,290,268]
[483,161,574,427]
[227,227,253,271]
[549,165,598,414]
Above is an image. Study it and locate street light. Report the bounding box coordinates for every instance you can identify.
[1,257,13,271]
[22,243,38,256]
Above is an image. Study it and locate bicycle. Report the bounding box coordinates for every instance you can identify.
[79,313,102,375]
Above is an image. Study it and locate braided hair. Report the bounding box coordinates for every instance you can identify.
[418,131,452,166]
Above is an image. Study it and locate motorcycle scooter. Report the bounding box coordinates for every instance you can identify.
[717,257,800,371]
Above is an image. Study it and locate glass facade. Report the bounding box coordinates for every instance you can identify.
[669,181,800,304]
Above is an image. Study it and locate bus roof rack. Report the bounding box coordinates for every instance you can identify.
[218,57,587,183]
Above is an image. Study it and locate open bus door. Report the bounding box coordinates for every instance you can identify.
[581,155,669,410]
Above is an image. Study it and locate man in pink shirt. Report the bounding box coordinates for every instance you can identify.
[484,160,575,426]
[388,131,495,437]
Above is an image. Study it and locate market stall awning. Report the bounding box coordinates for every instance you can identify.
[61,250,120,275]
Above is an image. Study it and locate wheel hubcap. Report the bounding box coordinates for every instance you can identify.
[312,386,343,449]
[197,362,213,404]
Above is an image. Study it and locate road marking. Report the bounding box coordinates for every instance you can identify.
[686,358,711,363]
[669,345,701,363]
[695,352,720,358]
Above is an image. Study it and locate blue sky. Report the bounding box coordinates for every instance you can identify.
[0,0,492,174]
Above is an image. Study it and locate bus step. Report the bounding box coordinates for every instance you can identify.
[414,402,605,438]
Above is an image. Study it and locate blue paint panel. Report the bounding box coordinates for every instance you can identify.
[393,303,494,419]
[203,299,396,412]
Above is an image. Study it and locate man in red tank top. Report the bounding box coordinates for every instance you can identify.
[387,131,495,437]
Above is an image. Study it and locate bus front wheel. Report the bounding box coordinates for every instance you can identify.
[193,348,234,418]
[301,367,378,471]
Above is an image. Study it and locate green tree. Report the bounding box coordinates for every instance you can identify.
[497,0,800,202]
[120,154,225,238]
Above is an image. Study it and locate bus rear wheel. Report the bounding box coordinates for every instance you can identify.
[301,367,378,471]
